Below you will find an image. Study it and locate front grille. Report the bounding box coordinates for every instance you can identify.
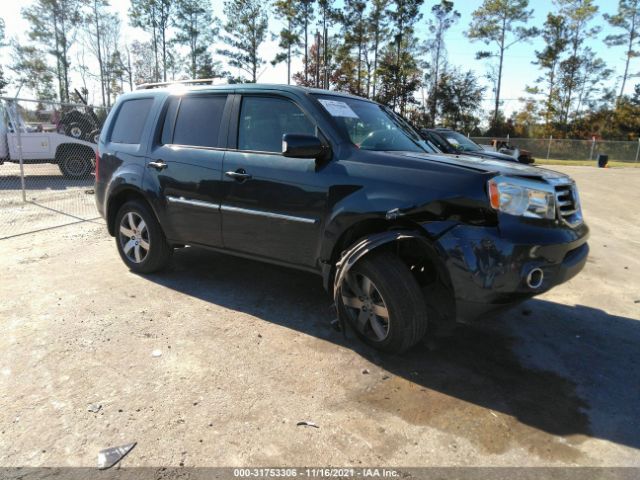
[555,184,582,226]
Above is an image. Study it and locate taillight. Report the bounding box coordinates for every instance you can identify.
[95,150,100,182]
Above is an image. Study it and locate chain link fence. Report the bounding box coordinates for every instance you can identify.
[0,97,108,239]
[472,136,640,163]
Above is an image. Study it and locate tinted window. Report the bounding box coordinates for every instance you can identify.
[160,97,179,145]
[238,97,315,153]
[110,98,153,144]
[173,95,227,148]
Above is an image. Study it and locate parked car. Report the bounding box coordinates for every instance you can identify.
[420,128,535,164]
[0,101,97,178]
[95,84,589,354]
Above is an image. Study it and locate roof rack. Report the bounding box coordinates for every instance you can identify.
[135,78,224,90]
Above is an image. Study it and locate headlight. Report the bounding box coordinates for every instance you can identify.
[488,176,555,220]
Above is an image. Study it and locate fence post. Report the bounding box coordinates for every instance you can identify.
[546,135,552,160]
[589,137,596,161]
[6,99,27,202]
[635,138,640,163]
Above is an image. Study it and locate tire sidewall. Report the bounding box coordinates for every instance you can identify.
[59,155,92,179]
[114,201,169,273]
[337,252,427,354]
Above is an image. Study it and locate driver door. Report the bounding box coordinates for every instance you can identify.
[220,94,328,268]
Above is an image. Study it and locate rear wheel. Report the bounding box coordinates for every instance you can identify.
[337,250,428,354]
[115,200,172,273]
[58,153,93,179]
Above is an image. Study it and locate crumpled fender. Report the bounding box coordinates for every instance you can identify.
[332,229,422,310]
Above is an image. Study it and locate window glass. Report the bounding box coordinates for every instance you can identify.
[173,95,227,148]
[315,94,429,153]
[238,97,315,153]
[110,98,153,144]
[160,97,179,145]
[439,130,482,152]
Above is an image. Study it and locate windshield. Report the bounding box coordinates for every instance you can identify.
[439,130,482,152]
[315,95,436,153]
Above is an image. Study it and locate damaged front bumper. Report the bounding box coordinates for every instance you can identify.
[433,219,590,321]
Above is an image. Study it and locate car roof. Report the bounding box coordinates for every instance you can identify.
[123,82,369,101]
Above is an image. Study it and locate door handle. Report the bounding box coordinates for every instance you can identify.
[147,160,167,170]
[225,169,252,181]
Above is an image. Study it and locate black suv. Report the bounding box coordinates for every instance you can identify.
[95,84,589,353]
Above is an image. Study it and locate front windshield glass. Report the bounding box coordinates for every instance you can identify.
[315,94,435,153]
[439,130,482,152]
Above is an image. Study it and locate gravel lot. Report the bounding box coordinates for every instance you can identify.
[0,166,639,469]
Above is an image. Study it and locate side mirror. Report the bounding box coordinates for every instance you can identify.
[282,133,328,160]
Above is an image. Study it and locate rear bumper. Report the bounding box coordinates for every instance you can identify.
[431,222,589,322]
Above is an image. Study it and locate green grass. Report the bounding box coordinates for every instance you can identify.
[534,159,640,168]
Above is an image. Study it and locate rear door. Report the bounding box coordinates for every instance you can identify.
[220,94,328,267]
[145,92,231,247]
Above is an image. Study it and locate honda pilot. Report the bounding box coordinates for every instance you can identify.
[95,84,589,354]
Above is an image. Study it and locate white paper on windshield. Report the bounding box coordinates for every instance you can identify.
[318,99,359,118]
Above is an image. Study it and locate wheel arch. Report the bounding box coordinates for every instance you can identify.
[106,186,156,237]
[328,221,457,332]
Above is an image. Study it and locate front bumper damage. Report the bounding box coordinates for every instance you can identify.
[435,221,589,321]
[331,220,589,325]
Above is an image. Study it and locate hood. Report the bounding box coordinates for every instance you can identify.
[394,151,570,182]
[463,149,517,161]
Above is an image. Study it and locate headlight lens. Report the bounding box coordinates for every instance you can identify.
[488,176,556,220]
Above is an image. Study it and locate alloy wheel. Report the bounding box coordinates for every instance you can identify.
[341,272,390,342]
[119,212,150,264]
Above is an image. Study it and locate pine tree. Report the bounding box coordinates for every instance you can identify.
[217,0,268,83]
[386,0,424,111]
[531,13,569,134]
[173,0,220,79]
[129,0,174,82]
[272,0,301,84]
[10,42,57,100]
[466,0,538,128]
[297,0,315,85]
[367,0,389,99]
[604,0,640,103]
[555,0,600,133]
[424,1,460,125]
[340,0,367,96]
[22,0,85,102]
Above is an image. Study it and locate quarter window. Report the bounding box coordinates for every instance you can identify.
[238,97,315,153]
[172,95,227,148]
[110,98,153,144]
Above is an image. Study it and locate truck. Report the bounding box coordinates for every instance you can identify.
[0,99,98,179]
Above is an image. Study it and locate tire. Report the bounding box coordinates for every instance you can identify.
[87,129,100,144]
[64,122,84,139]
[337,250,428,354]
[114,200,172,273]
[58,153,93,179]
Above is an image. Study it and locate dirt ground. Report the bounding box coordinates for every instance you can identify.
[0,166,639,469]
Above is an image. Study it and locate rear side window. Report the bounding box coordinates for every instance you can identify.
[110,98,153,144]
[171,95,227,148]
[238,97,315,153]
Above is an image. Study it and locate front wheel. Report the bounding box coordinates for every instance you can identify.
[337,250,428,354]
[114,200,172,273]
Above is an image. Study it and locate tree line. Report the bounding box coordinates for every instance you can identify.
[0,0,639,140]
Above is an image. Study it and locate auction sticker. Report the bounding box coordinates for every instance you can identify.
[318,99,359,118]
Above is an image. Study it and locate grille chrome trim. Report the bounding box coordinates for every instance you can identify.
[554,183,583,227]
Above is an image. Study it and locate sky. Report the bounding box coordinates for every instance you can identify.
[0,0,628,115]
